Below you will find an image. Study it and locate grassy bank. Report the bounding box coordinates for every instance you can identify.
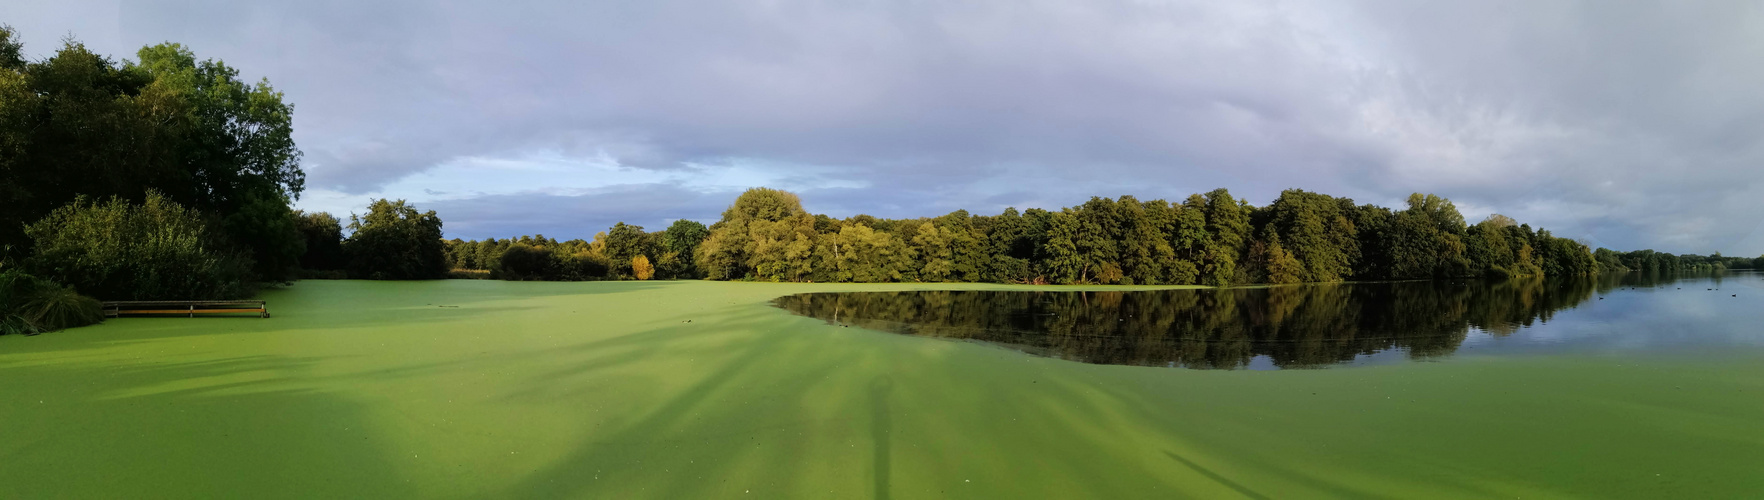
[2,280,1761,498]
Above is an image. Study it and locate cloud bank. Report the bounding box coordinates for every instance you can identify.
[9,0,1763,253]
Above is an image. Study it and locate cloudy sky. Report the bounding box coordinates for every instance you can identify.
[10,1,1764,254]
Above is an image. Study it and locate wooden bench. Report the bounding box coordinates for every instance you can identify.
[102,300,269,318]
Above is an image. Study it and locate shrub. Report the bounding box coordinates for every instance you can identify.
[559,252,610,281]
[0,270,102,335]
[18,284,103,331]
[24,193,254,300]
[342,199,448,280]
[446,269,491,280]
[493,244,556,280]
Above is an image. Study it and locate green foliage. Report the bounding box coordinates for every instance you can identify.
[698,187,818,281]
[1593,247,1628,273]
[1388,193,1471,278]
[661,220,710,278]
[443,186,1667,287]
[1250,234,1306,285]
[222,187,304,281]
[908,215,985,283]
[1261,190,1359,282]
[1040,211,1085,284]
[23,193,253,300]
[726,187,805,223]
[0,31,303,270]
[814,223,911,282]
[1466,215,1518,276]
[1201,189,1250,286]
[979,208,1035,283]
[1071,198,1124,284]
[1118,198,1181,285]
[295,211,345,270]
[446,235,623,282]
[559,252,612,281]
[1610,249,1749,274]
[494,243,557,281]
[604,222,652,277]
[15,283,104,332]
[0,27,304,306]
[0,25,24,70]
[655,187,1627,285]
[0,269,103,335]
[130,42,304,208]
[343,199,448,280]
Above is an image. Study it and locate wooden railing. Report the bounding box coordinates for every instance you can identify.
[101,300,269,318]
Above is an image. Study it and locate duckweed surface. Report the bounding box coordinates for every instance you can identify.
[3,278,1763,498]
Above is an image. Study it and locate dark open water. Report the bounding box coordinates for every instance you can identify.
[773,271,1764,369]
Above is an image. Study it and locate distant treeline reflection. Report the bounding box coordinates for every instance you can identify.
[774,277,1617,369]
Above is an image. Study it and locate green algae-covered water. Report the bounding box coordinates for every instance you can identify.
[2,275,1762,498]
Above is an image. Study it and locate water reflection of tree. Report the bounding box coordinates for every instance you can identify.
[774,277,1602,369]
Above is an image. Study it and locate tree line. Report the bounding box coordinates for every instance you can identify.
[438,186,1760,286]
[1596,248,1756,274]
[3,24,1758,334]
[438,219,708,281]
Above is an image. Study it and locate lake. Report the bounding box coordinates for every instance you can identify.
[775,271,1764,369]
[3,277,1762,498]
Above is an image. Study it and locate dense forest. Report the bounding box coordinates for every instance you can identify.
[0,25,1758,336]
[0,27,438,333]
[445,187,1760,285]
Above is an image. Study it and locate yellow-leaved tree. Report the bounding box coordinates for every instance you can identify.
[632,255,654,280]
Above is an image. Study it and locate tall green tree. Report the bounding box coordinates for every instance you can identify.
[1040,211,1084,284]
[1262,190,1358,282]
[980,208,1035,282]
[1383,193,1470,278]
[697,187,817,281]
[0,26,24,70]
[222,189,303,280]
[131,43,303,212]
[1072,197,1124,283]
[1201,189,1250,286]
[294,211,345,271]
[0,30,303,283]
[661,219,710,278]
[1255,233,1305,284]
[342,199,447,280]
[604,222,651,277]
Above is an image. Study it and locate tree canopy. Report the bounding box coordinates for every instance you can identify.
[1,26,306,290]
[343,199,448,280]
[655,187,1610,285]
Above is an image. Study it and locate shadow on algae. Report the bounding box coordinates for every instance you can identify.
[2,278,1762,498]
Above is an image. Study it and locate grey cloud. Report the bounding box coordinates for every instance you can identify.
[423,184,735,241]
[8,0,1764,254]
